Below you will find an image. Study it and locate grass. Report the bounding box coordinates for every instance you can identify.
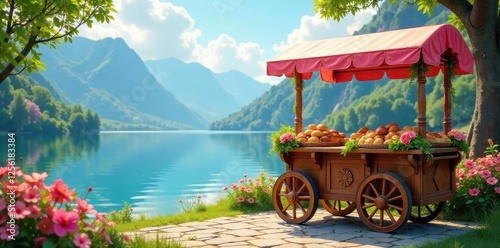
[114,198,262,232]
[414,208,500,248]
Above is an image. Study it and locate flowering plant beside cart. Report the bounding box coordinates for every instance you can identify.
[388,130,432,157]
[448,129,469,156]
[269,124,300,155]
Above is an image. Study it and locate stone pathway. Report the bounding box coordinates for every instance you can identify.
[123,209,482,247]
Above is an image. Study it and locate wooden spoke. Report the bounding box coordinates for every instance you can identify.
[356,172,411,233]
[409,201,445,223]
[272,171,319,224]
[320,200,356,216]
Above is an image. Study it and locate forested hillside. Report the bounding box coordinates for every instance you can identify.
[210,2,475,132]
[0,75,100,133]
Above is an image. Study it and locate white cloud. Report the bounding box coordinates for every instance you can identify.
[272,14,351,52]
[79,0,200,61]
[191,35,269,83]
[346,8,378,35]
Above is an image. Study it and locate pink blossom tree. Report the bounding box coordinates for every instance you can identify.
[24,99,42,123]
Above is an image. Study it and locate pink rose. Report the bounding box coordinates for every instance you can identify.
[400,131,416,145]
[279,132,295,144]
[468,188,480,197]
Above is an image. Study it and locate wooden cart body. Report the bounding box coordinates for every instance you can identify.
[266,24,474,232]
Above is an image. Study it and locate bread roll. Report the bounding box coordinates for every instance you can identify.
[365,138,374,144]
[385,123,399,129]
[304,129,313,136]
[374,138,384,144]
[358,126,369,133]
[298,137,307,143]
[350,133,362,140]
[317,124,328,131]
[320,136,331,142]
[331,137,341,144]
[308,136,320,143]
[311,130,324,137]
[365,131,376,139]
[307,124,317,130]
[385,132,396,140]
[330,129,339,135]
[388,125,400,132]
[376,126,388,135]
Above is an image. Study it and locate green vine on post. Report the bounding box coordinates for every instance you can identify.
[445,55,457,106]
[409,61,429,85]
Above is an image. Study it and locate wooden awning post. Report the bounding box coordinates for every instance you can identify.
[442,64,452,134]
[294,72,303,134]
[417,68,427,137]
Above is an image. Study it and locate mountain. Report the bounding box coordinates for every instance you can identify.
[145,58,270,123]
[212,70,270,106]
[209,2,475,132]
[37,37,206,130]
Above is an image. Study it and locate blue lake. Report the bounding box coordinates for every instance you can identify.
[0,131,285,216]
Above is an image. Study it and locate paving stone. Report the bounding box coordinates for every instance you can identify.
[218,222,255,230]
[256,233,298,240]
[225,229,263,237]
[303,227,334,236]
[346,237,380,245]
[205,236,252,245]
[248,238,288,247]
[284,237,327,244]
[156,226,196,233]
[274,243,303,248]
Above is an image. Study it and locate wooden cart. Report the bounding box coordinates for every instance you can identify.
[266,24,474,232]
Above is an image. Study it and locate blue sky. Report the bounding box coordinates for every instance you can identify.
[79,0,376,84]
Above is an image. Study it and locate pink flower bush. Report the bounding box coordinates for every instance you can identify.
[449,139,500,216]
[0,163,117,247]
[223,172,275,210]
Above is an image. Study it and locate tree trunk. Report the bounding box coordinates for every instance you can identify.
[466,25,500,157]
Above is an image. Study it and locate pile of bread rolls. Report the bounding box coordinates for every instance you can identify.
[296,124,348,145]
[350,123,452,145]
[350,123,401,145]
[426,132,452,143]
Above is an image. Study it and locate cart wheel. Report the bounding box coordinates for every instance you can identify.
[409,201,445,223]
[320,199,356,216]
[356,172,412,233]
[272,171,319,224]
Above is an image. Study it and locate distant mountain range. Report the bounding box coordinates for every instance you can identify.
[145,58,269,123]
[36,37,269,130]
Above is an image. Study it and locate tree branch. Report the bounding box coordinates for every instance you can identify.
[437,0,472,27]
[0,33,37,83]
[470,0,498,29]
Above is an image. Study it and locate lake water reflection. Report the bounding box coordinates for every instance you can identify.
[0,131,285,216]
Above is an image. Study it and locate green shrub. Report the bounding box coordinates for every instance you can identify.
[444,139,500,221]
